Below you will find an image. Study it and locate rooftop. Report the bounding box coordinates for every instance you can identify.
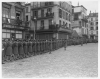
[88,13,98,17]
[74,5,87,10]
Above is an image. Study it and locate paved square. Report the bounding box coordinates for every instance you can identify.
[2,43,98,78]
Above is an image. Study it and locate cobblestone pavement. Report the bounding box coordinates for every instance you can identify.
[2,43,98,78]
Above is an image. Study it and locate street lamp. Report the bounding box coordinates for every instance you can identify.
[33,16,37,40]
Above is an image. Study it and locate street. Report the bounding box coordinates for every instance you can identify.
[2,43,98,78]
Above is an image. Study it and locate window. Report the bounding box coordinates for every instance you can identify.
[45,2,53,6]
[69,24,71,28]
[90,27,94,30]
[26,15,28,21]
[96,22,98,25]
[91,18,93,21]
[66,12,68,20]
[33,10,38,18]
[62,11,64,19]
[59,20,61,25]
[41,9,44,17]
[26,7,28,13]
[16,11,21,20]
[63,21,65,25]
[16,34,22,38]
[49,19,52,25]
[96,27,98,30]
[45,2,48,6]
[41,20,44,27]
[59,9,62,18]
[69,14,70,21]
[90,22,94,25]
[49,2,53,5]
[7,33,10,38]
[74,13,78,20]
[47,8,52,13]
[79,21,81,26]
[2,33,6,38]
[2,7,10,18]
[65,23,67,27]
[15,31,22,39]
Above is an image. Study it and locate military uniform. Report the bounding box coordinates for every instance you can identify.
[64,39,67,50]
[5,40,14,62]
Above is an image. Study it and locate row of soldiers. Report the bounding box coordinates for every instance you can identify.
[2,38,90,64]
[2,39,66,64]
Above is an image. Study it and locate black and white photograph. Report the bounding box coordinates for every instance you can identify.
[2,0,98,78]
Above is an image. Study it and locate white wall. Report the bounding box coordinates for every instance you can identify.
[73,27,82,36]
[74,7,81,13]
[44,20,49,29]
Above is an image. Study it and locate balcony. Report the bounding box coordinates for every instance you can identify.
[49,25,58,30]
[2,17,30,30]
[72,21,81,28]
[81,17,88,23]
[32,12,54,20]
[32,2,54,10]
[49,24,72,33]
[58,26,72,34]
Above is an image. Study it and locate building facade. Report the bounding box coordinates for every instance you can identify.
[25,2,73,40]
[87,12,98,40]
[2,2,29,40]
[72,5,88,38]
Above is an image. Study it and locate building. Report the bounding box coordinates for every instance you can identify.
[2,2,29,40]
[87,12,98,40]
[24,3,32,39]
[25,2,73,40]
[72,5,88,38]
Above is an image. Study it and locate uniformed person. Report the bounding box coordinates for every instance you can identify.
[2,40,6,64]
[49,39,52,54]
[12,39,19,60]
[81,38,83,46]
[5,39,14,62]
[18,40,25,59]
[64,39,67,50]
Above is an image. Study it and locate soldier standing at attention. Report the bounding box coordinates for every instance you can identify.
[81,38,83,46]
[49,40,52,54]
[64,39,67,50]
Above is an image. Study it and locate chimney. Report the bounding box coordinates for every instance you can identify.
[95,10,96,13]
[89,10,91,15]
[78,2,79,6]
[90,10,91,14]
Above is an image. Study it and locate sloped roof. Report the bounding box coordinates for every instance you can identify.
[71,30,79,38]
[88,13,98,17]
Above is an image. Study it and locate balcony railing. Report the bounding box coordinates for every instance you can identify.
[32,12,54,20]
[46,12,54,17]
[81,17,88,23]
[32,2,54,10]
[2,17,30,29]
[58,25,72,33]
[49,25,58,30]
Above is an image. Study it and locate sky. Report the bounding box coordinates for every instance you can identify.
[25,0,98,15]
[72,1,98,15]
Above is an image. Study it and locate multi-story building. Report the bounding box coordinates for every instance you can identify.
[24,3,31,39]
[25,2,73,40]
[87,12,98,40]
[72,5,88,38]
[2,2,29,40]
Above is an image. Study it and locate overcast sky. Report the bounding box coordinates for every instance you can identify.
[72,1,98,15]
